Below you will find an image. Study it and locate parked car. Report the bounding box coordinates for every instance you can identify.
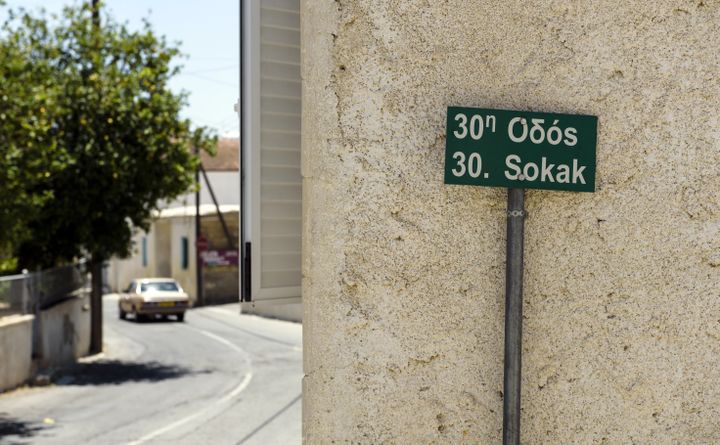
[119,278,190,322]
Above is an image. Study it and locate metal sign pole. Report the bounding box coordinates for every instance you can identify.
[443,106,596,443]
[503,187,525,445]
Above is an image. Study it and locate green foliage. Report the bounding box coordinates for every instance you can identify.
[0,7,64,270]
[0,2,216,270]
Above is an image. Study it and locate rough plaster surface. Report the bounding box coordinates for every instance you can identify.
[302,1,720,443]
[38,296,90,369]
[0,315,34,392]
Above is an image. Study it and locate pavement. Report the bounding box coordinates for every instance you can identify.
[0,294,302,445]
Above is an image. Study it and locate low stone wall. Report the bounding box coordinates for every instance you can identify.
[0,315,34,392]
[36,296,90,369]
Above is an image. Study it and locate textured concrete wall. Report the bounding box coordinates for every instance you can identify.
[0,315,34,392]
[302,1,720,443]
[37,296,90,369]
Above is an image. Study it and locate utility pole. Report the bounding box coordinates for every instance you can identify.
[200,164,235,249]
[195,148,204,306]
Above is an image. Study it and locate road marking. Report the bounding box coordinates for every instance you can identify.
[236,394,302,444]
[202,308,303,352]
[127,327,253,445]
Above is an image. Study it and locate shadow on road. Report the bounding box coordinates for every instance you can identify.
[54,360,208,386]
[0,414,47,442]
[121,316,183,324]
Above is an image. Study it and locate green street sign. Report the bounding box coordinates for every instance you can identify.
[444,107,598,192]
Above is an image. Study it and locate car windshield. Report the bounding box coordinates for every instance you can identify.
[140,282,179,292]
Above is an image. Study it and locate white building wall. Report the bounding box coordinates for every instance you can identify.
[164,171,239,209]
[169,216,197,302]
[109,166,237,297]
[241,0,302,304]
[107,230,156,292]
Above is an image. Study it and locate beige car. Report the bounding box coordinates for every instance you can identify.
[119,278,190,322]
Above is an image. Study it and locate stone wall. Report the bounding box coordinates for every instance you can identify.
[37,296,90,369]
[0,315,34,392]
[302,1,720,443]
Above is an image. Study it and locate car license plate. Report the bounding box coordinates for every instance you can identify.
[159,302,175,307]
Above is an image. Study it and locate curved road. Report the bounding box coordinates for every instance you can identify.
[0,295,302,445]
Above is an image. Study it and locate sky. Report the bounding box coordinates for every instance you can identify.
[3,0,240,138]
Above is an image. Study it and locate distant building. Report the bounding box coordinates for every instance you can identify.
[166,137,240,209]
[107,139,240,305]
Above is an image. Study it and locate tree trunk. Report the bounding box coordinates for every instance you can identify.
[89,259,103,354]
[89,0,103,356]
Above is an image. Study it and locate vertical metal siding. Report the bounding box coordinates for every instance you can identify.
[258,1,301,291]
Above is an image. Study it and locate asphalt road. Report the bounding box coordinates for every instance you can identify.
[0,295,302,445]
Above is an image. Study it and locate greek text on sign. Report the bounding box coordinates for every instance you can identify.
[444,107,598,192]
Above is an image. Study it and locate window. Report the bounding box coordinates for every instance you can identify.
[141,282,180,292]
[141,237,148,267]
[240,0,301,304]
[181,236,189,270]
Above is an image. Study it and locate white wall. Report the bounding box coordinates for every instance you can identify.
[107,230,156,292]
[170,216,197,302]
[0,315,34,392]
[37,296,90,369]
[164,171,239,209]
[155,219,172,277]
[242,0,302,303]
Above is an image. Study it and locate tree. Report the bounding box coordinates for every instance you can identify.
[0,5,65,272]
[0,2,215,351]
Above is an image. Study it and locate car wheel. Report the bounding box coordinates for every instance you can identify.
[177,313,185,322]
[119,309,126,320]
